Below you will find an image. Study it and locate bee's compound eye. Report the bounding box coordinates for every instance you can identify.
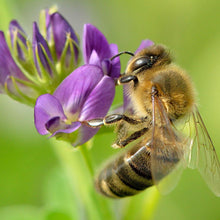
[132,56,157,72]
[133,57,149,71]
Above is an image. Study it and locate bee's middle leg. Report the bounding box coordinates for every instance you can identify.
[113,127,149,148]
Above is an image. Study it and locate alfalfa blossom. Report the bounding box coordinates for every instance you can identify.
[34,65,115,146]
[34,24,122,146]
[0,8,79,106]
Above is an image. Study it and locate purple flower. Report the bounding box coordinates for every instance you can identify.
[83,24,120,79]
[34,23,122,145]
[34,65,115,146]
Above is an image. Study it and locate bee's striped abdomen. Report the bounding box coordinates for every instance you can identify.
[95,144,153,198]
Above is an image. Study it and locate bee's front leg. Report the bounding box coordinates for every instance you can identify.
[83,114,145,128]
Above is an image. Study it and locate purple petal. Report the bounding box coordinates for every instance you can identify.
[34,94,67,135]
[83,24,111,64]
[32,22,53,76]
[135,39,154,54]
[73,125,99,147]
[76,75,115,146]
[79,75,115,121]
[50,121,81,137]
[32,22,52,59]
[101,59,111,75]
[5,76,37,98]
[88,50,101,66]
[9,20,27,61]
[53,64,103,115]
[50,12,79,61]
[9,20,26,44]
[0,31,26,92]
[45,9,51,30]
[109,43,118,56]
[45,116,61,132]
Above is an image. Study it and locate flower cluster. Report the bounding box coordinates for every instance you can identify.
[0,8,79,106]
[0,7,154,147]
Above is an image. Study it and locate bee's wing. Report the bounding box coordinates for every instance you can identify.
[188,107,220,196]
[150,95,191,194]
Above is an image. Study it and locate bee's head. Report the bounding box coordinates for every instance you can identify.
[125,45,172,75]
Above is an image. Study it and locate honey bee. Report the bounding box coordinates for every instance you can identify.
[85,44,220,198]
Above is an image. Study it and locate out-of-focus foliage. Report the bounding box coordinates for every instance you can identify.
[0,0,220,219]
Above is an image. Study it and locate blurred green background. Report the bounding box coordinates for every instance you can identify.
[0,0,220,219]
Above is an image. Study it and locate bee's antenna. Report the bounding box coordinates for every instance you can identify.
[110,51,135,61]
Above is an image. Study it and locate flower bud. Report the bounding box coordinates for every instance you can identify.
[40,9,80,75]
[0,8,81,106]
[32,22,54,79]
[9,20,28,62]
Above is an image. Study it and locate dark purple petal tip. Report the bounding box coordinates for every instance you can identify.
[32,22,52,59]
[0,31,25,89]
[9,20,28,61]
[32,22,53,75]
[9,20,27,45]
[50,12,79,60]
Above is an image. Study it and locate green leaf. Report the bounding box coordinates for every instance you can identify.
[45,211,73,220]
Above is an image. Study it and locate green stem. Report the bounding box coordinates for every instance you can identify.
[50,139,114,220]
[79,142,115,219]
[79,142,94,177]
